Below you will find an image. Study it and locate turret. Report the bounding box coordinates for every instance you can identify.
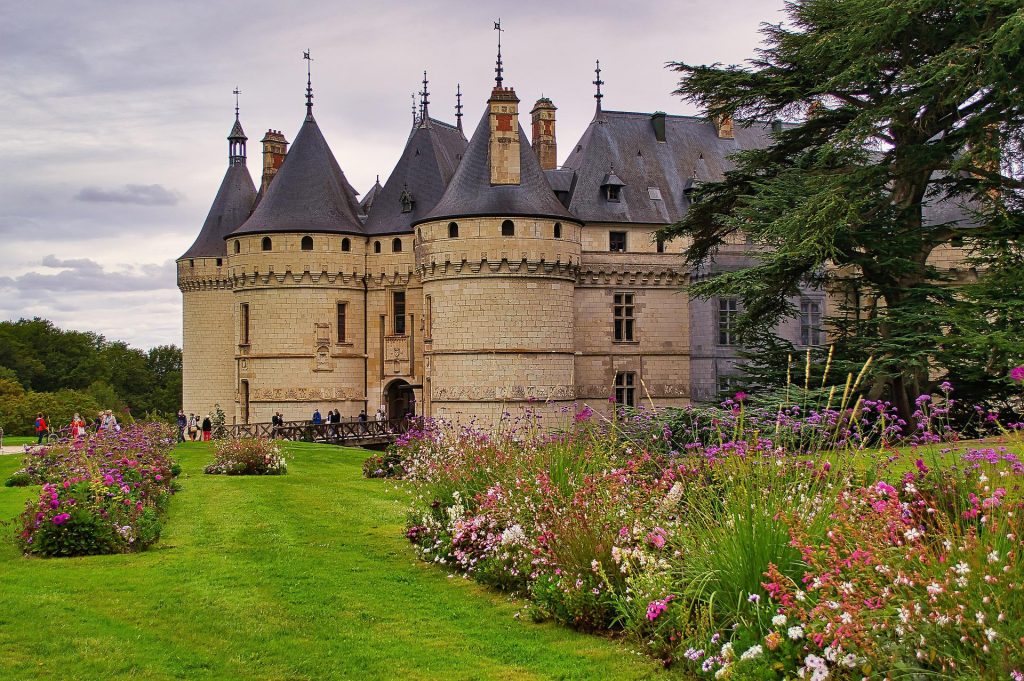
[531,97,557,171]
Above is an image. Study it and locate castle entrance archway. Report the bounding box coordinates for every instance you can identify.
[385,379,415,419]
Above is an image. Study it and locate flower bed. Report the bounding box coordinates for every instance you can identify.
[14,423,179,557]
[204,437,286,475]
[386,391,1024,679]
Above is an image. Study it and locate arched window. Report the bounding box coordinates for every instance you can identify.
[301,236,313,251]
[341,237,351,252]
[261,237,272,251]
[501,220,515,237]
[392,238,403,253]
[553,222,562,239]
[233,240,240,254]
[448,222,459,238]
[374,241,381,253]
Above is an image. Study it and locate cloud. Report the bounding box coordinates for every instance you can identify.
[0,256,175,293]
[74,184,182,206]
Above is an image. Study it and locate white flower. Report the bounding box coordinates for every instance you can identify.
[740,645,763,661]
[953,562,970,575]
[927,582,943,595]
[987,550,1000,564]
[788,625,805,640]
[904,527,923,542]
[985,627,997,642]
[720,641,734,660]
[772,614,787,627]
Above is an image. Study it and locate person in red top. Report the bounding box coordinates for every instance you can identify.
[34,413,48,444]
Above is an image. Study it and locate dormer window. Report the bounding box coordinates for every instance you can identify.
[600,165,626,203]
[399,187,414,213]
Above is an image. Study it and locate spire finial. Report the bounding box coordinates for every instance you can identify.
[233,87,241,119]
[494,19,504,88]
[411,93,418,126]
[303,50,314,119]
[594,59,604,111]
[455,83,463,131]
[420,70,430,124]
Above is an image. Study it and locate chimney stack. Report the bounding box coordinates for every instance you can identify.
[488,87,521,186]
[531,97,557,171]
[260,129,289,192]
[714,114,734,139]
[651,111,667,143]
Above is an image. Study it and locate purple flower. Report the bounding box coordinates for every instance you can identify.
[1011,366,1024,382]
[734,391,748,402]
[52,513,71,526]
[938,381,954,393]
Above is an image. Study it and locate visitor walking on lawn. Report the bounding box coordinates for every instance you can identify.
[188,413,199,441]
[71,413,86,438]
[201,414,212,441]
[34,413,48,444]
[177,410,187,442]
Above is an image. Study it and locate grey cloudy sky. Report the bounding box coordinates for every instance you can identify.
[0,0,786,349]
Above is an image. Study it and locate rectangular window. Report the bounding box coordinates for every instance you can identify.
[717,373,737,396]
[336,303,346,343]
[613,293,635,342]
[393,291,406,335]
[424,295,432,340]
[656,237,665,253]
[614,372,636,408]
[718,298,738,346]
[800,299,822,346]
[609,231,627,252]
[240,303,250,345]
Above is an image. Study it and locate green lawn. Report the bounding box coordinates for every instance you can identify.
[0,442,671,681]
[1,435,36,447]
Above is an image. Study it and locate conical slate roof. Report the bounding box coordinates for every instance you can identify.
[231,114,364,236]
[415,108,574,225]
[228,117,246,140]
[364,117,467,234]
[180,163,256,259]
[359,176,383,215]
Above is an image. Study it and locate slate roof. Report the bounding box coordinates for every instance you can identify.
[180,119,257,259]
[560,110,778,225]
[230,114,364,237]
[359,176,383,215]
[415,108,575,225]
[364,118,467,234]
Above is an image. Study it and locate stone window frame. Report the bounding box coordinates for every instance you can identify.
[392,237,403,253]
[613,292,637,343]
[301,235,314,251]
[423,294,432,341]
[239,302,251,346]
[614,371,636,408]
[374,240,382,254]
[718,298,739,346]
[800,298,823,346]
[261,237,272,251]
[609,231,627,252]
[336,301,353,346]
[553,222,562,239]
[448,222,459,238]
[501,220,515,237]
[392,290,407,336]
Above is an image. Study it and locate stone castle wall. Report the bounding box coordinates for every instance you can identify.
[178,257,235,420]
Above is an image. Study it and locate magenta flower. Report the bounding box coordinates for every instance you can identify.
[52,513,71,526]
[734,391,748,402]
[1011,366,1024,382]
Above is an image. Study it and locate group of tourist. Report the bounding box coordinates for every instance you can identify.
[176,410,212,442]
[32,410,120,444]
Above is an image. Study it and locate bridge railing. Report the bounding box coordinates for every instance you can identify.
[226,418,417,444]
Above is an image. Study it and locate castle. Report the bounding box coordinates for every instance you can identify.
[177,50,967,426]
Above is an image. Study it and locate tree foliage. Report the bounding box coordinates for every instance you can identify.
[0,318,182,433]
[661,0,1024,418]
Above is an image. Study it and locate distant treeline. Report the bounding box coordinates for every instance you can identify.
[0,318,181,435]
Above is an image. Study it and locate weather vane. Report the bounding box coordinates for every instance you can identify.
[421,70,430,121]
[233,87,241,118]
[455,83,463,130]
[594,60,604,110]
[303,50,314,115]
[494,19,504,87]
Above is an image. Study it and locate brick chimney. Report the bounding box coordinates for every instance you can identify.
[489,87,521,185]
[714,114,734,139]
[531,97,557,171]
[260,129,289,192]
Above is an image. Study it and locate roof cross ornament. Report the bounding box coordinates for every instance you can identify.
[494,19,504,87]
[455,83,463,131]
[593,60,604,111]
[233,87,241,119]
[303,50,314,119]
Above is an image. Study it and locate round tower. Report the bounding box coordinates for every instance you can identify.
[414,75,582,426]
[177,102,256,421]
[225,64,367,424]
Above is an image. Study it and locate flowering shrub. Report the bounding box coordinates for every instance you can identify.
[14,423,178,557]
[204,437,286,475]
[362,448,406,478]
[388,384,1024,679]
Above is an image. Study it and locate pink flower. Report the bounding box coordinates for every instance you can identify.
[734,391,748,402]
[52,513,71,526]
[1012,366,1024,382]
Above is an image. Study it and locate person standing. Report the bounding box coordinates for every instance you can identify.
[34,413,48,444]
[71,413,86,438]
[188,413,199,441]
[201,414,212,441]
[312,408,322,425]
[358,409,368,423]
[176,410,187,442]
